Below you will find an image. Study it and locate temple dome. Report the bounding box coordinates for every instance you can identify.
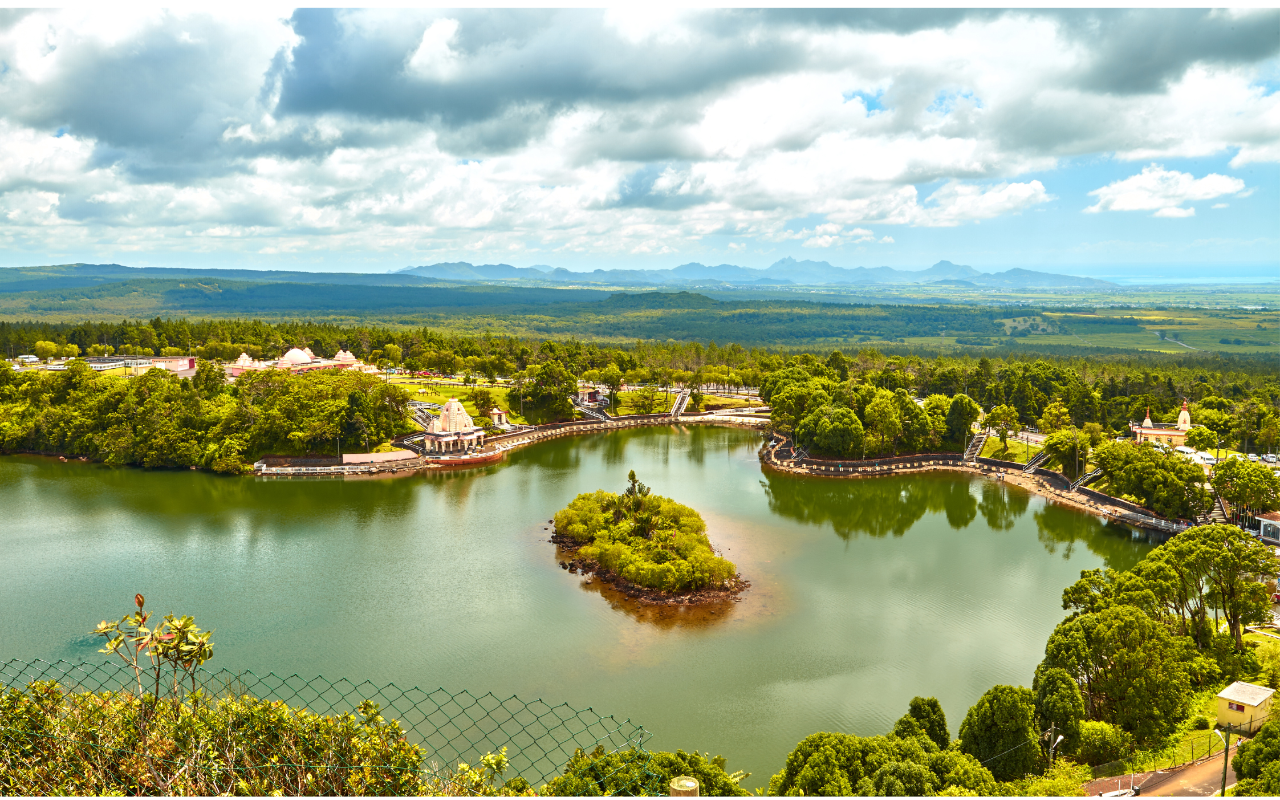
[1177,400,1192,431]
[280,347,312,366]
[334,349,356,363]
[440,398,475,432]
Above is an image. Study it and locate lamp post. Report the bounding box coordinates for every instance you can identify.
[1216,724,1232,798]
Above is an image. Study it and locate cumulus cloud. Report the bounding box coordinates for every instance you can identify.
[0,8,1273,263]
[1085,164,1246,217]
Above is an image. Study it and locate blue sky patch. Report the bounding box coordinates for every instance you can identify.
[927,89,982,114]
[842,90,885,114]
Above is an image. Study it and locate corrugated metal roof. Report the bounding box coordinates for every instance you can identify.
[1217,681,1276,707]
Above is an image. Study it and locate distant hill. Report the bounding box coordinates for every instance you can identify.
[395,258,1113,289]
[964,268,1116,289]
[0,263,453,292]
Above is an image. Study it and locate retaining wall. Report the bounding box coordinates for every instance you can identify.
[1075,487,1153,516]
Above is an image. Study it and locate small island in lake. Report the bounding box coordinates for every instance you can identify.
[551,471,748,605]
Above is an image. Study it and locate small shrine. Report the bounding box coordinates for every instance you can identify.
[1129,400,1194,447]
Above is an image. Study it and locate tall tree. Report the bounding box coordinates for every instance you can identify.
[958,685,1043,781]
[986,404,1021,452]
[1041,427,1091,480]
[1041,604,1192,744]
[1194,523,1278,649]
[1033,665,1085,756]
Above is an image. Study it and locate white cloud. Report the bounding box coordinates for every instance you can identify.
[1084,164,1246,217]
[1212,202,1229,209]
[406,18,462,81]
[0,9,1273,264]
[823,180,1052,227]
[917,180,1053,226]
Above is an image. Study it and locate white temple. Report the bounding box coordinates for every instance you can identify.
[421,398,487,453]
[228,346,378,377]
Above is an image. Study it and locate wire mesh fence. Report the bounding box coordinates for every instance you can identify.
[0,658,660,796]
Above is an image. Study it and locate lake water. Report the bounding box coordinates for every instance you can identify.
[0,425,1151,788]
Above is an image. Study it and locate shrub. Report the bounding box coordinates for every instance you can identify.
[1193,715,1211,730]
[1075,721,1133,766]
[1234,760,1280,796]
[767,731,995,797]
[1233,719,1280,784]
[540,746,749,797]
[0,681,430,796]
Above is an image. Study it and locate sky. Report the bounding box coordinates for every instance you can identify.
[0,7,1277,277]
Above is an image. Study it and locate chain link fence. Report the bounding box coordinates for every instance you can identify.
[0,658,661,796]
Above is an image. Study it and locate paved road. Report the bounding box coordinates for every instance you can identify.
[1137,744,1237,797]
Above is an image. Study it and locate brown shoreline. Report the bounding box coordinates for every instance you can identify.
[551,533,750,607]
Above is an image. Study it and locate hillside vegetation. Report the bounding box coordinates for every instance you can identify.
[1,264,1277,354]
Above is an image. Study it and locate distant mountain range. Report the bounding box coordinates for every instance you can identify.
[395,258,1117,289]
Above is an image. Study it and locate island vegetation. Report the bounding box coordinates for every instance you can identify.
[552,471,744,603]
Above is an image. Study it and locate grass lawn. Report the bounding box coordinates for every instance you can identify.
[699,394,756,412]
[1128,691,1229,773]
[391,379,530,425]
[980,435,1043,464]
[612,388,676,416]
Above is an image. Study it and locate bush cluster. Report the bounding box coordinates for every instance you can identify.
[554,474,736,593]
[0,681,429,796]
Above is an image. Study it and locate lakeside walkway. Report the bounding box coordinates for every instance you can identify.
[255,411,771,478]
[759,433,1192,539]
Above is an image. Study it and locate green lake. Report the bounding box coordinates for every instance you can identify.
[0,425,1152,788]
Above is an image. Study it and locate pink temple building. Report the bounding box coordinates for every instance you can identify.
[227,347,380,377]
[421,398,486,453]
[1129,400,1193,447]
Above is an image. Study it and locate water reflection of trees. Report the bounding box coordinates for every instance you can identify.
[1033,503,1149,572]
[8,457,427,530]
[761,472,1008,540]
[508,439,583,471]
[574,572,737,629]
[977,482,1031,531]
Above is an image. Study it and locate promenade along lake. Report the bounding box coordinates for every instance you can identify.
[0,426,1151,788]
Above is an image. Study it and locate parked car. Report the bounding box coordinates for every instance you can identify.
[1264,454,1278,464]
[1248,453,1260,462]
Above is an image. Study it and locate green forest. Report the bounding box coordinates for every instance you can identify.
[3,270,1278,353]
[3,315,1279,481]
[0,360,410,472]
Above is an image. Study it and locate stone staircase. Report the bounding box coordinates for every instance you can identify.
[670,389,691,420]
[1070,467,1103,492]
[963,429,988,461]
[1022,450,1050,474]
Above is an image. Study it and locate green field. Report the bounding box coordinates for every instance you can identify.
[2,264,1278,356]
